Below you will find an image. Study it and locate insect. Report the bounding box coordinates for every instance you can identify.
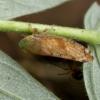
[19,28,93,62]
[44,56,83,80]
[57,60,83,80]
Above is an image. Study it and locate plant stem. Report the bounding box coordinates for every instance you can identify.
[0,20,100,44]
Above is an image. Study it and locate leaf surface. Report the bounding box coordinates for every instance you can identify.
[0,50,59,100]
[0,0,69,19]
[83,2,100,100]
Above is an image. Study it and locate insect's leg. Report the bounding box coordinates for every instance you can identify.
[42,29,49,34]
[57,70,70,75]
[32,28,41,37]
[32,28,38,34]
[42,25,55,34]
[28,23,38,35]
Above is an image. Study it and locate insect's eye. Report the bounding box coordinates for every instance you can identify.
[72,70,82,80]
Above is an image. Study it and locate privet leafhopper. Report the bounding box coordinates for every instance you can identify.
[19,28,93,62]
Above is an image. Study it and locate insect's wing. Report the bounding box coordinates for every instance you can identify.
[43,56,83,80]
[42,56,71,70]
[19,35,93,62]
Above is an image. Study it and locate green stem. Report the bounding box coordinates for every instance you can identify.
[0,20,100,44]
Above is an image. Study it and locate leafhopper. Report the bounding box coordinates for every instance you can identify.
[19,28,93,62]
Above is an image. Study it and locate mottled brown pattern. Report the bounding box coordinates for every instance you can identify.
[20,29,93,62]
[33,35,93,62]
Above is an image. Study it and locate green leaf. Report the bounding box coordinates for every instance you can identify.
[84,2,100,30]
[83,2,100,100]
[0,50,59,100]
[83,45,100,100]
[0,0,69,20]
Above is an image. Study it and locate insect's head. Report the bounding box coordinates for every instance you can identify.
[19,35,34,52]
